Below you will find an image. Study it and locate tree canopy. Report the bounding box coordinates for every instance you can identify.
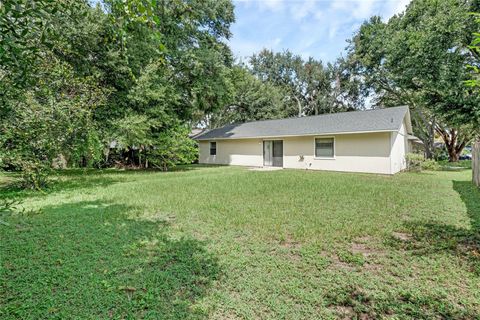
[347,0,480,161]
[249,50,363,117]
[0,0,236,187]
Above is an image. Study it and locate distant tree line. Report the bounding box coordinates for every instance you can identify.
[1,0,479,188]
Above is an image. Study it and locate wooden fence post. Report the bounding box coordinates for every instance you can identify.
[473,141,480,187]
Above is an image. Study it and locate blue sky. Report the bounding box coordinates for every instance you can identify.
[230,0,411,63]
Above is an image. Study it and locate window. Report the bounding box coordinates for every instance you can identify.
[210,142,217,156]
[315,138,334,158]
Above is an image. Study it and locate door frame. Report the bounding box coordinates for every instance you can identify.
[263,139,284,167]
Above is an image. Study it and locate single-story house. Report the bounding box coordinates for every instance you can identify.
[193,106,418,174]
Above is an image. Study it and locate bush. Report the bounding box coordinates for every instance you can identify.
[406,153,425,172]
[422,159,440,171]
[405,153,439,172]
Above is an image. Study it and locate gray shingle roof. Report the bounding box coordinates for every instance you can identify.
[194,106,410,140]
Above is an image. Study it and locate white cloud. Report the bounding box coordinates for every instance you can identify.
[236,0,285,12]
[328,0,411,20]
[261,0,284,11]
[383,0,411,20]
[328,25,338,39]
[354,0,376,19]
[290,0,317,21]
[231,0,413,62]
[230,36,283,59]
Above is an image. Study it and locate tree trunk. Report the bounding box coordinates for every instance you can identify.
[447,146,460,162]
[435,126,467,162]
[410,109,435,159]
[294,96,302,117]
[473,140,480,187]
[426,119,435,159]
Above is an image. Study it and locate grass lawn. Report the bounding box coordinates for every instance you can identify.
[1,166,479,319]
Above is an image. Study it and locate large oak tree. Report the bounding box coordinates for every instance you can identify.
[347,0,480,161]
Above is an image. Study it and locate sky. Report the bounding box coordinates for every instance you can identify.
[230,0,411,63]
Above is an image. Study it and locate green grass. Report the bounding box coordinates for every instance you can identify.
[1,166,480,319]
[437,159,472,170]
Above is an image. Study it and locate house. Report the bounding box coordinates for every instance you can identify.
[193,106,418,174]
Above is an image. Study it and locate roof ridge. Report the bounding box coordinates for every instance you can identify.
[195,106,410,140]
[215,105,409,128]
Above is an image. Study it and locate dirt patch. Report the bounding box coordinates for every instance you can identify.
[392,232,412,241]
[355,236,373,243]
[279,234,301,249]
[333,305,355,319]
[330,306,372,320]
[286,251,302,262]
[363,261,383,272]
[327,254,356,271]
[276,235,302,262]
[351,242,385,258]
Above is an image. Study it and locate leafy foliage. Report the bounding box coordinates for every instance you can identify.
[208,66,287,127]
[405,153,439,172]
[0,0,235,187]
[249,50,363,117]
[347,0,480,161]
[466,12,480,88]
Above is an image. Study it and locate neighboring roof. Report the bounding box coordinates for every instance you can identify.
[408,135,424,144]
[189,128,206,138]
[194,106,411,140]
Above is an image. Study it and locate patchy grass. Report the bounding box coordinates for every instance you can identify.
[437,160,472,170]
[1,166,479,319]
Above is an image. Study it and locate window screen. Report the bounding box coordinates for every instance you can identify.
[315,138,334,158]
[210,142,216,155]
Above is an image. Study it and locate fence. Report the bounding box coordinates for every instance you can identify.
[474,141,480,187]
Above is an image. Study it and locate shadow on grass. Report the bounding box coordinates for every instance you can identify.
[0,165,224,200]
[326,283,479,319]
[437,160,472,170]
[0,200,220,319]
[0,172,125,201]
[387,180,480,276]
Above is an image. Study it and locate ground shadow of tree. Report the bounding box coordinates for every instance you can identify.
[325,282,479,319]
[1,165,223,200]
[0,200,220,319]
[0,174,124,201]
[386,180,480,275]
[349,180,480,318]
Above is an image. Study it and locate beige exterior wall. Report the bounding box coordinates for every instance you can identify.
[282,132,392,174]
[198,131,400,174]
[390,121,408,174]
[198,139,264,167]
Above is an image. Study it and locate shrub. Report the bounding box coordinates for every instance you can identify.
[405,153,439,172]
[406,153,425,172]
[422,159,440,171]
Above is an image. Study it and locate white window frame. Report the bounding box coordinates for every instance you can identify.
[313,136,335,159]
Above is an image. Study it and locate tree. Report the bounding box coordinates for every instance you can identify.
[206,66,287,127]
[249,50,360,118]
[100,0,235,169]
[0,0,237,186]
[466,13,480,88]
[347,0,480,161]
[466,12,480,186]
[0,0,71,101]
[0,1,109,187]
